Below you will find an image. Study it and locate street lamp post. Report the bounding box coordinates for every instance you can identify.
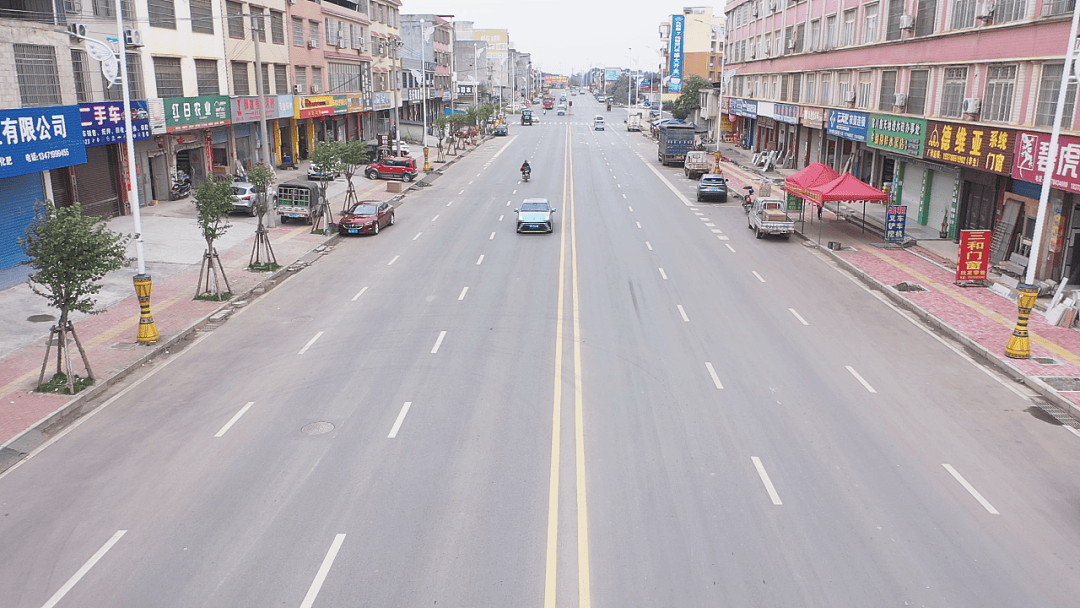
[472,45,485,107]
[628,47,633,108]
[420,19,430,171]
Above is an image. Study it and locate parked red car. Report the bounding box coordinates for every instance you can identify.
[338,201,395,235]
[365,156,418,182]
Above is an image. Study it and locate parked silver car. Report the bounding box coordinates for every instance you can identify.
[231,182,275,216]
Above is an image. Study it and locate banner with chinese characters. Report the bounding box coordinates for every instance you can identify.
[79,101,150,147]
[826,109,868,142]
[869,115,926,157]
[926,121,1014,175]
[886,205,907,243]
[1011,131,1080,194]
[230,96,279,123]
[668,15,685,92]
[957,229,992,282]
[0,104,87,180]
[164,96,231,132]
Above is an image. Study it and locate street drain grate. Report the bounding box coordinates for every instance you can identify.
[27,314,55,323]
[1032,357,1059,365]
[1029,397,1080,430]
[110,342,139,350]
[1039,377,1080,391]
[301,421,334,435]
[892,282,928,292]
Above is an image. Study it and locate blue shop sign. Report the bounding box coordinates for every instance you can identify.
[80,101,150,147]
[0,105,86,180]
[730,98,758,118]
[827,109,869,142]
[775,103,799,125]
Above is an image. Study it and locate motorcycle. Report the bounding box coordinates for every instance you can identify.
[170,170,191,200]
[606,103,612,112]
[742,185,755,212]
[522,168,531,182]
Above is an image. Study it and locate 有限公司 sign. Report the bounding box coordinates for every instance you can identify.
[668,15,685,93]
[0,104,87,180]
[164,95,231,132]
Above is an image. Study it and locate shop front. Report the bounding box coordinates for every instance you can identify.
[800,107,825,167]
[293,94,343,160]
[64,101,153,218]
[775,103,799,169]
[1012,130,1080,282]
[231,95,280,172]
[868,115,954,237]
[825,109,869,176]
[163,95,232,187]
[729,98,756,150]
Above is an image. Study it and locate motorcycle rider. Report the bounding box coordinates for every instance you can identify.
[520,160,531,179]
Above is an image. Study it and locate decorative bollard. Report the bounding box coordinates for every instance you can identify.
[1005,284,1038,358]
[133,274,159,344]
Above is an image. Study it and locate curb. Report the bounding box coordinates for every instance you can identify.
[796,229,1080,424]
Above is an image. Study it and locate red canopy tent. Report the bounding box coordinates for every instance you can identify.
[784,162,840,200]
[806,172,889,205]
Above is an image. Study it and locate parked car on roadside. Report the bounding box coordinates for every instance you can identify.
[696,174,728,202]
[230,182,275,216]
[365,156,418,182]
[307,162,340,181]
[515,198,557,233]
[494,124,508,136]
[338,200,395,235]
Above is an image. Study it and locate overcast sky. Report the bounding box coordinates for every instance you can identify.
[402,0,715,75]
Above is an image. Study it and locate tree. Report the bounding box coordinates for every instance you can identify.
[194,176,236,300]
[248,162,277,270]
[670,74,710,120]
[609,75,638,107]
[20,201,129,393]
[308,141,342,233]
[338,140,370,212]
[433,113,450,161]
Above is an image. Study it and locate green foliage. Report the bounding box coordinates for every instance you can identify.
[248,162,276,216]
[310,140,344,178]
[609,75,638,107]
[433,114,450,142]
[194,176,235,247]
[248,262,281,273]
[20,201,130,317]
[36,372,93,394]
[338,140,370,178]
[194,291,233,301]
[671,74,710,120]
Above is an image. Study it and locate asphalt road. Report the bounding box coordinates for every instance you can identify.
[2,95,1080,608]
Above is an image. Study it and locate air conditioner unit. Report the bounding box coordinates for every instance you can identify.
[963,97,981,114]
[893,93,908,107]
[751,3,759,16]
[844,89,856,103]
[308,40,318,49]
[67,23,87,38]
[294,84,304,94]
[976,0,996,19]
[899,14,916,29]
[787,38,796,49]
[767,0,777,11]
[124,29,143,47]
[287,0,295,4]
[764,46,771,56]
[311,84,320,93]
[749,46,756,58]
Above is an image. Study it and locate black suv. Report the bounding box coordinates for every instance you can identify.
[697,174,728,202]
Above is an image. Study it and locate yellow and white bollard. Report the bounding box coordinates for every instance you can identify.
[133,274,159,343]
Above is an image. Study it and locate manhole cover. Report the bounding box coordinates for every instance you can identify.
[301,421,334,435]
[291,315,314,323]
[1032,357,1058,365]
[1039,376,1080,391]
[892,282,928,292]
[27,314,55,323]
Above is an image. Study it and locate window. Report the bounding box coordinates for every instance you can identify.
[775,30,784,55]
[781,75,790,101]
[295,66,306,91]
[858,71,872,108]
[864,4,880,42]
[260,63,270,94]
[792,74,802,102]
[821,72,833,105]
[951,0,976,29]
[232,61,250,96]
[227,1,244,38]
[190,0,213,34]
[326,17,337,45]
[329,62,363,92]
[784,26,794,53]
[908,69,929,114]
[843,10,856,45]
[886,0,905,40]
[292,18,305,47]
[153,56,184,97]
[810,19,821,50]
[92,0,132,19]
[1035,63,1078,127]
[14,44,61,106]
[795,23,806,52]
[983,64,1016,122]
[996,0,1026,21]
[1043,0,1076,16]
[772,75,780,98]
[195,59,219,95]
[839,71,852,103]
[71,49,91,103]
[915,0,937,35]
[312,67,322,92]
[309,21,321,48]
[275,64,288,93]
[879,70,897,110]
[940,66,967,117]
[104,53,144,101]
[805,73,816,103]
[825,14,838,47]
[148,0,176,29]
[250,7,265,42]
[271,10,284,44]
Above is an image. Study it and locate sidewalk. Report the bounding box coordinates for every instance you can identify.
[0,141,486,470]
[714,142,1080,425]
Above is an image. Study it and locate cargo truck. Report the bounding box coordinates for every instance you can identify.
[657,123,695,166]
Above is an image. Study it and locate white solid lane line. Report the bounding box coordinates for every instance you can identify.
[725,243,736,252]
[476,254,485,265]
[412,232,422,241]
[387,255,399,266]
[298,331,324,355]
[299,534,347,608]
[704,362,724,389]
[942,464,1000,514]
[489,232,496,240]
[752,271,766,283]
[677,305,690,322]
[846,365,877,393]
[215,401,255,437]
[458,286,469,301]
[751,457,783,505]
[351,286,369,301]
[646,241,653,250]
[659,268,668,280]
[41,530,128,608]
[388,402,413,438]
[431,330,447,354]
[431,214,439,222]
[789,308,810,325]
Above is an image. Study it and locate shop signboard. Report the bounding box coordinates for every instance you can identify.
[868,115,926,157]
[885,205,907,243]
[604,68,620,81]
[79,101,150,147]
[668,15,685,92]
[826,109,869,142]
[347,93,364,112]
[164,95,231,132]
[786,192,803,211]
[775,104,799,125]
[231,96,279,123]
[926,121,1014,175]
[0,104,87,179]
[373,93,393,110]
[1011,131,1080,194]
[730,98,757,118]
[276,95,294,118]
[801,107,824,128]
[957,229,992,282]
[296,95,339,119]
[146,98,167,134]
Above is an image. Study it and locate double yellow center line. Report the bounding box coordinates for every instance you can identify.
[544,125,591,608]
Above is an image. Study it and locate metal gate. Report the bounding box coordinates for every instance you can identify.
[73,145,121,218]
[0,172,46,272]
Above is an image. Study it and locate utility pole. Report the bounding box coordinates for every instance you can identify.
[251,13,276,227]
[392,39,403,156]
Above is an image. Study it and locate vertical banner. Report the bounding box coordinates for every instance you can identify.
[668,15,685,93]
[957,229,992,282]
[885,205,907,243]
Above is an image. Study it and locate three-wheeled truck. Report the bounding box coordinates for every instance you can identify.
[277,181,324,224]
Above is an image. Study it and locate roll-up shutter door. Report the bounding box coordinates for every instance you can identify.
[50,167,72,207]
[73,145,121,218]
[0,172,46,271]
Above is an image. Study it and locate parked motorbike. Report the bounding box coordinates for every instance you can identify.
[742,185,754,212]
[170,170,191,200]
[522,169,531,182]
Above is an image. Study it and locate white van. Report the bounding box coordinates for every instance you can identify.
[593,115,605,131]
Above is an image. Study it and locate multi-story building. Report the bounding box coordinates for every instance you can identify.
[723,0,1080,282]
[454,38,489,109]
[368,0,401,139]
[400,14,453,143]
[658,7,726,105]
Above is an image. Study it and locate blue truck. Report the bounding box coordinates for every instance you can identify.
[657,123,696,166]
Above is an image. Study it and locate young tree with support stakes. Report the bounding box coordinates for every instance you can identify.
[20,201,130,394]
[433,114,450,162]
[194,176,236,300]
[248,162,278,270]
[338,140,370,213]
[309,141,342,234]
